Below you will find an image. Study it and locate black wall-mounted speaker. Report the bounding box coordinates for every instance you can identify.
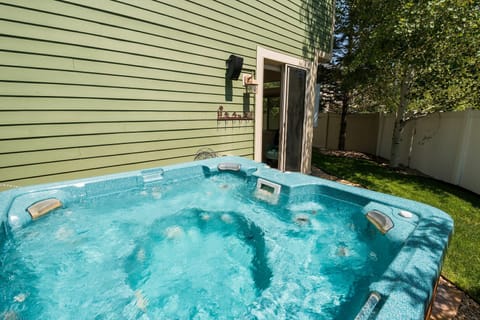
[225,55,243,80]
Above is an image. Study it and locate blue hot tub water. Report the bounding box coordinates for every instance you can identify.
[0,157,453,319]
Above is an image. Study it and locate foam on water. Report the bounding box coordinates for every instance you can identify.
[0,173,395,319]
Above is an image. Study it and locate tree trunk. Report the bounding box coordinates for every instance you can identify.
[390,72,410,168]
[338,91,349,150]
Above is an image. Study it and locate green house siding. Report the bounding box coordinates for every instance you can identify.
[0,0,333,188]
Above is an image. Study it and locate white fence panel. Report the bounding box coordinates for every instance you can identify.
[409,112,465,183]
[314,110,480,194]
[459,110,480,193]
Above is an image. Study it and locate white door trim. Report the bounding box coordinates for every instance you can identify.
[254,47,310,163]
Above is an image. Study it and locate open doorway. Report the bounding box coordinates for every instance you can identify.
[262,61,282,169]
[260,59,307,171]
[255,47,319,174]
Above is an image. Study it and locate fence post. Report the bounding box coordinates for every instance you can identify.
[452,109,473,185]
[375,112,384,157]
[324,112,330,150]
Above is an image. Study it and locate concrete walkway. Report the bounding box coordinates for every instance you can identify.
[430,277,463,319]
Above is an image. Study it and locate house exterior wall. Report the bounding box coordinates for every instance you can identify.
[0,0,334,188]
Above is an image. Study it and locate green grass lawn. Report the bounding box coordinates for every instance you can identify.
[311,150,480,302]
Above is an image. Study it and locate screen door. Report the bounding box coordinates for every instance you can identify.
[281,66,307,172]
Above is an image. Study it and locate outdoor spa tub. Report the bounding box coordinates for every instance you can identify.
[0,156,453,319]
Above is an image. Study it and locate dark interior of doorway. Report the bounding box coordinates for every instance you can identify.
[262,63,282,169]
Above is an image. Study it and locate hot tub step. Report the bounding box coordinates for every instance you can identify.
[27,198,62,220]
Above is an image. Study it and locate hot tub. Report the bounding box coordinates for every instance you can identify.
[0,157,453,319]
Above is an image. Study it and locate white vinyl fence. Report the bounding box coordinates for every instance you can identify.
[313,110,480,195]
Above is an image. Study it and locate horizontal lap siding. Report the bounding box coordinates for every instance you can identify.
[0,0,332,188]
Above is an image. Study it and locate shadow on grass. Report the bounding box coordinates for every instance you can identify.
[469,287,480,302]
[311,151,480,210]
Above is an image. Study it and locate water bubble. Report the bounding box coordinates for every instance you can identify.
[165,226,184,239]
[13,293,26,303]
[200,213,211,221]
[221,213,233,224]
[55,227,74,241]
[136,248,146,262]
[151,187,162,199]
[1,311,19,320]
[336,246,349,257]
[135,290,148,312]
[151,191,162,199]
